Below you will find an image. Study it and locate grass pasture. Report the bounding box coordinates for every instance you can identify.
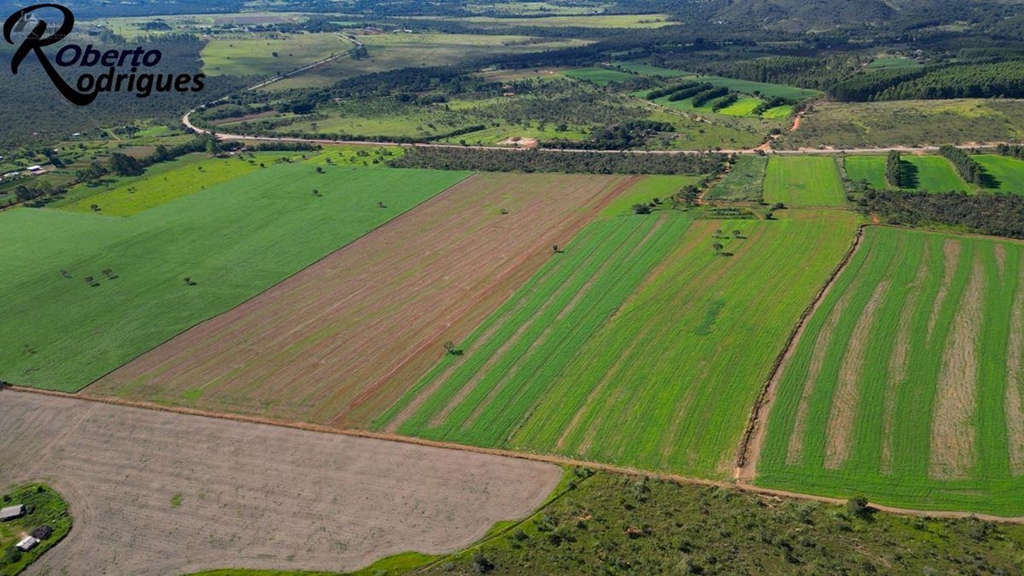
[781,100,1024,149]
[60,154,264,216]
[380,208,859,479]
[563,67,638,86]
[0,166,467,391]
[902,155,971,192]
[844,155,888,189]
[843,155,972,192]
[974,155,1024,195]
[706,155,767,202]
[264,34,589,91]
[201,33,352,77]
[619,63,820,101]
[764,156,848,207]
[758,227,1024,515]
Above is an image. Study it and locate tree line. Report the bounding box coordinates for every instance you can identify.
[389,147,724,175]
[858,189,1024,239]
[938,145,984,186]
[885,151,905,188]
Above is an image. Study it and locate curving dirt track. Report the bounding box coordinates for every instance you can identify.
[88,173,637,427]
[0,390,561,576]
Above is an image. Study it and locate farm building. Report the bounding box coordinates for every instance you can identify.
[0,504,25,521]
[16,535,39,551]
[26,165,44,175]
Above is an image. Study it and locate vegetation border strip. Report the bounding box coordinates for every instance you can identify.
[4,384,1024,523]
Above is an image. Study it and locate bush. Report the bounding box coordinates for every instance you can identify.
[472,552,494,573]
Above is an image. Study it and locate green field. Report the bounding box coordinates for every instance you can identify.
[718,97,763,117]
[974,155,1024,194]
[379,207,858,478]
[60,154,266,216]
[599,175,704,216]
[442,13,674,28]
[763,156,848,207]
[843,155,888,189]
[706,155,766,201]
[618,63,820,100]
[201,33,352,76]
[758,227,1024,515]
[0,166,468,391]
[563,67,639,86]
[264,34,589,91]
[903,155,971,192]
[868,57,923,69]
[844,155,972,192]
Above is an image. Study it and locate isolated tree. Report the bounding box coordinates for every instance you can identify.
[712,242,724,255]
[714,228,723,238]
[732,230,742,239]
[552,244,560,254]
[312,189,320,196]
[315,166,324,174]
[84,276,97,286]
[59,269,70,279]
[102,268,115,279]
[377,201,387,208]
[183,277,195,286]
[632,203,651,215]
[443,341,458,355]
[90,204,101,212]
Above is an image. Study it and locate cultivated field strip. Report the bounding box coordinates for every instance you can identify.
[758,227,1024,515]
[381,209,858,479]
[763,156,848,207]
[0,391,561,576]
[377,213,691,441]
[90,173,637,427]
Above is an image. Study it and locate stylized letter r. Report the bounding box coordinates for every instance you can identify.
[3,4,95,105]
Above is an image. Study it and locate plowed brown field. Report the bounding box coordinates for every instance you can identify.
[89,173,637,427]
[0,391,560,576]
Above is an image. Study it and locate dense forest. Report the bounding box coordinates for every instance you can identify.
[389,147,724,174]
[0,34,247,147]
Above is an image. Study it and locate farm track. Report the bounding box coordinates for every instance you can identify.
[181,109,1019,157]
[735,224,866,481]
[11,385,1024,524]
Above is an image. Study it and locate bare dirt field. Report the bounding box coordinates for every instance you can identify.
[89,173,637,427]
[0,390,561,576]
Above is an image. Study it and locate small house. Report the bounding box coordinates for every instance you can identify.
[26,165,44,175]
[16,535,38,552]
[0,504,25,521]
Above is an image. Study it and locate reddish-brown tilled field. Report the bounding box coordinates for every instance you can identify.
[89,173,637,426]
[0,391,561,576]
